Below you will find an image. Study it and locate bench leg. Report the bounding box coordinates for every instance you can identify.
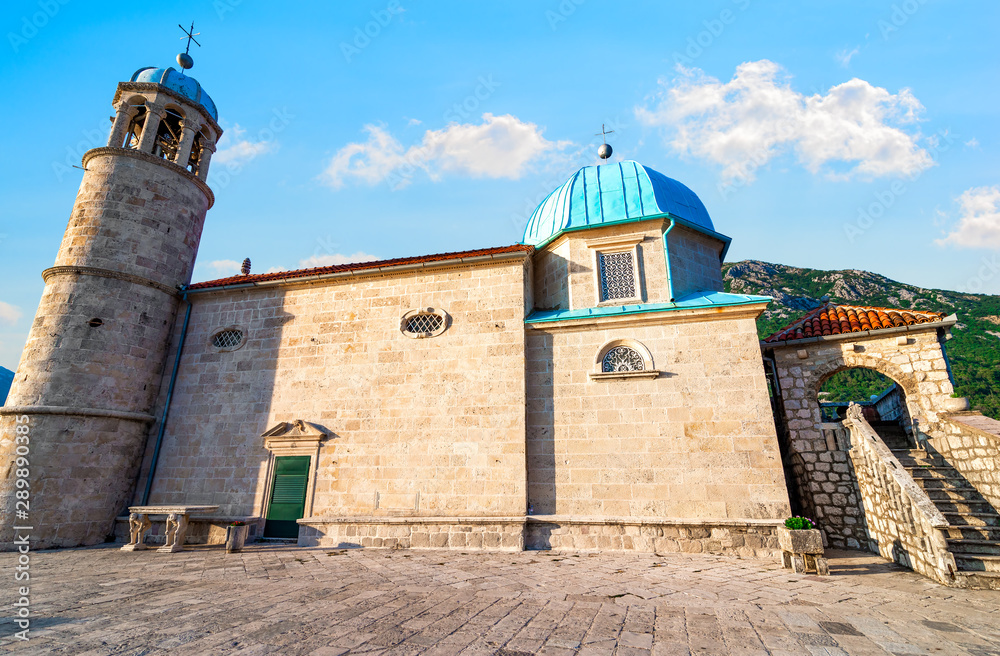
[791,554,807,574]
[781,551,793,569]
[157,513,189,553]
[121,513,151,551]
[815,557,830,576]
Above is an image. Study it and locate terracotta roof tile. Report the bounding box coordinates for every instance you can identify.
[187,244,534,290]
[763,303,946,343]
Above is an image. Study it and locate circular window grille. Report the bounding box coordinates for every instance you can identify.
[405,313,444,335]
[212,329,244,349]
[602,346,644,372]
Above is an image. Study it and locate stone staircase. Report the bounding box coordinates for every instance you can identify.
[872,421,1000,588]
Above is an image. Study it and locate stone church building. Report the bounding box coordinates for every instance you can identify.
[2,61,998,586]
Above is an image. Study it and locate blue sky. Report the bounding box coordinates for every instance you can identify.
[1,1,999,370]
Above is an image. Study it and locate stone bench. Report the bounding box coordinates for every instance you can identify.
[121,505,219,553]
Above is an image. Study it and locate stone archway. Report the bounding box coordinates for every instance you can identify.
[763,321,963,549]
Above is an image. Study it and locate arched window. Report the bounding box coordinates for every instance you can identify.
[591,339,659,380]
[602,346,645,372]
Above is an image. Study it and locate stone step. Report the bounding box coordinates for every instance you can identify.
[913,477,976,491]
[925,487,989,503]
[952,552,1000,573]
[947,539,1000,556]
[940,512,1000,527]
[907,468,974,482]
[955,571,1000,590]
[945,525,1000,541]
[928,500,996,514]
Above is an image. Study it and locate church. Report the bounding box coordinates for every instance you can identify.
[4,57,997,587]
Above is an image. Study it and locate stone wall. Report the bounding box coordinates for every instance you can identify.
[532,238,570,311]
[133,255,532,536]
[666,225,725,299]
[842,407,957,586]
[526,306,790,522]
[767,325,959,548]
[299,517,525,550]
[933,413,1000,511]
[524,517,780,558]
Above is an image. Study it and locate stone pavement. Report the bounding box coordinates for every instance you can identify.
[1,544,998,655]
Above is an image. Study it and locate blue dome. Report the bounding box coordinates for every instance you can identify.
[129,67,217,121]
[522,161,714,247]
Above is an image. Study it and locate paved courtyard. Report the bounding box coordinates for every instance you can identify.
[1,544,998,655]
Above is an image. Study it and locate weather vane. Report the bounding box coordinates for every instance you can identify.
[176,22,201,71]
[596,124,614,160]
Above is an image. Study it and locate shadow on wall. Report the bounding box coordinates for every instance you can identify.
[526,331,556,516]
[129,287,296,539]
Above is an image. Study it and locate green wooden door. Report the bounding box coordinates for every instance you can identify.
[264,456,310,538]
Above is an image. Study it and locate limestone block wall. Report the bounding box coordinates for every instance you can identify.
[134,257,531,526]
[768,325,959,548]
[666,226,725,299]
[526,309,790,522]
[533,238,570,310]
[933,413,1000,511]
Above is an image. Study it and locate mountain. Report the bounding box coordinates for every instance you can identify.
[723,260,1000,420]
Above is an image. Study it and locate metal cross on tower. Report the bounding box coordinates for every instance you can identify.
[596,124,614,160]
[176,22,201,71]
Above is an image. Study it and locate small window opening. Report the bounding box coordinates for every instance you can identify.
[406,314,443,335]
[598,251,637,301]
[153,109,184,160]
[123,106,147,149]
[602,346,644,372]
[212,329,244,349]
[88,318,103,328]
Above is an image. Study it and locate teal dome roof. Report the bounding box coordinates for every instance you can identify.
[129,67,217,120]
[522,161,714,247]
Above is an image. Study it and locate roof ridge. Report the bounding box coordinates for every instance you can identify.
[188,244,533,291]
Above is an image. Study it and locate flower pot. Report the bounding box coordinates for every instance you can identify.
[777,526,823,555]
[225,524,249,553]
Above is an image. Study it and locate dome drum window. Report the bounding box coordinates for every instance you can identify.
[591,339,660,380]
[586,234,645,305]
[401,308,450,339]
[210,327,246,351]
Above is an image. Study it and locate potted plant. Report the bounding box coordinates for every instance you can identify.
[777,516,828,575]
[225,521,249,553]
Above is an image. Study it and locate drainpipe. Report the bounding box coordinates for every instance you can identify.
[141,289,192,505]
[662,218,676,301]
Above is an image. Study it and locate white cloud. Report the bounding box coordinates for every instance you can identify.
[214,124,276,166]
[406,117,422,126]
[937,186,1000,249]
[0,301,22,326]
[835,46,860,67]
[965,138,980,149]
[203,259,243,277]
[299,252,380,268]
[636,60,934,183]
[320,114,572,190]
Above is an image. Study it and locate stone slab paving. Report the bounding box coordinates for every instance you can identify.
[1,545,998,655]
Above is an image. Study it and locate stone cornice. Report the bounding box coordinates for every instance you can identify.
[42,265,181,297]
[113,81,222,136]
[82,147,214,209]
[0,405,155,423]
[525,301,768,332]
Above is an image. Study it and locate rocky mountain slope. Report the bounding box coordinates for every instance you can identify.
[723,260,1000,419]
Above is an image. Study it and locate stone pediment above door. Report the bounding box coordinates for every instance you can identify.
[261,420,326,454]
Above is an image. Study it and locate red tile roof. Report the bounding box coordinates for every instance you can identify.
[187,244,534,290]
[763,303,946,343]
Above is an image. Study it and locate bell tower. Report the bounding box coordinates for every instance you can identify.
[0,49,222,548]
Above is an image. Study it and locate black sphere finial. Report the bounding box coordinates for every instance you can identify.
[598,143,613,159]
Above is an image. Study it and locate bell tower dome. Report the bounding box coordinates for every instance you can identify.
[0,59,223,548]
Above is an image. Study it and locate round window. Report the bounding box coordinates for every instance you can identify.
[211,329,244,350]
[400,308,449,338]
